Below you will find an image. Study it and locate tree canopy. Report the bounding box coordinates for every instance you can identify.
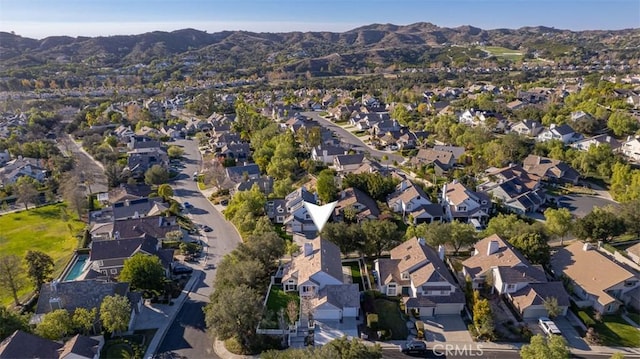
[317,169,339,203]
[24,250,54,291]
[144,164,170,185]
[520,334,569,359]
[119,254,166,296]
[100,294,131,335]
[35,309,73,340]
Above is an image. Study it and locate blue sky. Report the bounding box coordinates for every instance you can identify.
[0,0,638,39]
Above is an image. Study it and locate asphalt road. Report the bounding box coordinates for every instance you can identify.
[301,111,405,164]
[57,133,109,194]
[156,138,242,359]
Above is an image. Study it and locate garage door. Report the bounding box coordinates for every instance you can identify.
[435,304,463,315]
[523,307,548,319]
[314,309,341,320]
[419,307,435,317]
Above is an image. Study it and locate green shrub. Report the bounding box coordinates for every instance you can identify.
[579,310,596,326]
[367,313,379,331]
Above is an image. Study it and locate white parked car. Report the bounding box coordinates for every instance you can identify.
[539,317,562,336]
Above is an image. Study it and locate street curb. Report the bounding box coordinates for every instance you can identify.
[143,270,202,359]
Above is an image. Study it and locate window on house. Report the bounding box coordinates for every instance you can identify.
[276,216,284,222]
[305,214,310,219]
[387,284,397,296]
[401,272,410,280]
[277,208,284,213]
[458,206,467,211]
[507,284,516,291]
[110,269,117,274]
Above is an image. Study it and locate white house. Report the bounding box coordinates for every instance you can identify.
[509,119,543,137]
[536,123,581,144]
[283,187,318,235]
[620,136,640,162]
[387,180,443,224]
[311,144,346,165]
[441,180,491,225]
[374,238,465,317]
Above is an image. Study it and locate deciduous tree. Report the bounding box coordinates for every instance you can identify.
[0,307,30,341]
[574,207,625,242]
[144,164,170,186]
[510,232,551,266]
[24,250,54,291]
[119,254,166,296]
[157,183,174,201]
[361,220,400,257]
[72,307,97,335]
[100,294,131,335]
[167,145,184,159]
[36,309,73,340]
[520,334,569,359]
[15,176,39,210]
[0,255,24,306]
[544,208,573,245]
[316,169,338,203]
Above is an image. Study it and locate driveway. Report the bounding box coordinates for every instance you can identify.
[301,111,404,165]
[557,194,619,219]
[156,138,242,358]
[554,316,591,350]
[421,315,473,343]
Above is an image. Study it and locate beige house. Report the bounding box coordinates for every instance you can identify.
[551,242,640,314]
[374,238,465,317]
[626,242,640,265]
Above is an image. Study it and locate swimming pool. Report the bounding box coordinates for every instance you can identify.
[63,254,89,281]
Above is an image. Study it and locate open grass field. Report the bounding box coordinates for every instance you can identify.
[0,203,86,307]
[481,46,523,61]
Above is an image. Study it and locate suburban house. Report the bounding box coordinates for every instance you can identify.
[477,165,545,214]
[233,176,274,196]
[536,123,582,144]
[283,187,319,236]
[551,242,640,314]
[311,144,347,165]
[126,147,169,177]
[0,156,48,185]
[432,145,466,163]
[620,136,640,162]
[522,155,581,185]
[280,238,360,321]
[88,236,174,277]
[32,280,143,333]
[0,149,11,165]
[333,187,380,222]
[127,135,161,150]
[571,134,621,152]
[387,180,443,224]
[462,235,570,319]
[266,199,288,224]
[218,142,251,162]
[225,163,261,184]
[374,238,465,317]
[440,180,491,227]
[333,153,365,173]
[509,119,543,137]
[410,149,455,170]
[626,242,640,265]
[90,197,168,223]
[102,183,152,204]
[0,330,103,359]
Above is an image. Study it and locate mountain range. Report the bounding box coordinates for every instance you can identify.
[1,22,639,74]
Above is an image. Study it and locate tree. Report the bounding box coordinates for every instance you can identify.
[73,307,97,335]
[15,176,39,210]
[543,297,562,319]
[510,232,551,266]
[321,222,363,255]
[167,145,184,159]
[261,336,382,358]
[0,307,30,341]
[610,353,626,359]
[520,334,569,359]
[100,294,131,335]
[607,111,639,137]
[285,241,300,260]
[24,250,54,291]
[0,255,24,306]
[157,183,174,201]
[448,221,478,255]
[286,300,298,326]
[472,290,494,339]
[316,169,338,203]
[205,285,263,351]
[620,199,640,237]
[60,172,86,219]
[574,207,625,242]
[361,220,400,257]
[243,232,285,270]
[544,208,573,245]
[35,309,73,340]
[144,164,170,186]
[118,254,166,296]
[483,213,537,241]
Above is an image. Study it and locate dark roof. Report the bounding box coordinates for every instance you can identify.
[108,183,152,203]
[59,335,99,359]
[112,197,166,220]
[89,237,158,261]
[35,280,129,316]
[551,124,575,136]
[112,216,179,240]
[0,330,62,359]
[225,163,261,183]
[315,144,346,156]
[335,153,365,166]
[496,265,547,284]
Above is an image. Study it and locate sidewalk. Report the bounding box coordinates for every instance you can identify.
[143,270,202,359]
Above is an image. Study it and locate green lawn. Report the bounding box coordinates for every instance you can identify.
[347,261,364,291]
[0,203,86,306]
[593,314,640,347]
[374,298,409,340]
[481,46,523,61]
[265,285,299,325]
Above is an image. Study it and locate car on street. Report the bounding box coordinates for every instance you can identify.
[539,317,562,336]
[400,340,427,355]
[202,225,213,232]
[183,202,193,209]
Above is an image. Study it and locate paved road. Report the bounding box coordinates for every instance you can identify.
[301,111,404,165]
[156,138,242,359]
[56,133,109,194]
[558,194,619,219]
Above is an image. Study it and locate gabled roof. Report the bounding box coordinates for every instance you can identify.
[551,242,637,307]
[334,187,380,219]
[0,330,62,359]
[387,238,457,287]
[281,237,343,285]
[107,183,152,204]
[35,280,130,316]
[388,181,431,207]
[414,149,453,166]
[510,282,570,310]
[335,153,365,166]
[522,155,580,183]
[432,145,465,160]
[111,197,167,220]
[225,163,261,183]
[549,123,575,136]
[89,237,157,261]
[462,234,530,279]
[112,216,179,240]
[58,334,100,359]
[311,284,360,309]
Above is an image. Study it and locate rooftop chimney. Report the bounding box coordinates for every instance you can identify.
[304,242,314,257]
[487,240,499,256]
[438,245,445,261]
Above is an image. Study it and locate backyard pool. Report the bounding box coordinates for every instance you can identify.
[63,254,89,281]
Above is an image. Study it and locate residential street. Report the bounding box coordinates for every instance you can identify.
[301,111,405,164]
[156,138,242,358]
